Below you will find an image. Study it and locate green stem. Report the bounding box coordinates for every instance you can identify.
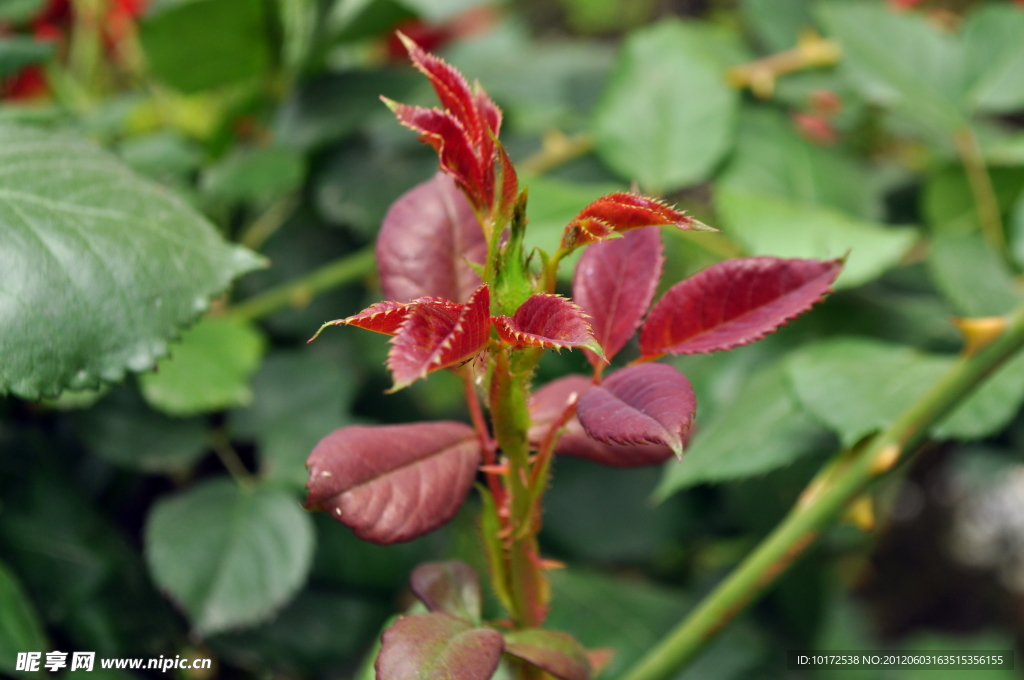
[954,127,1006,254]
[230,246,375,321]
[622,303,1024,680]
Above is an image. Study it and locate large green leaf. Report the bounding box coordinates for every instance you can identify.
[145,479,315,634]
[962,3,1024,114]
[715,188,917,288]
[787,337,1024,447]
[592,19,742,192]
[140,0,270,93]
[0,559,47,673]
[740,0,814,52]
[927,234,1023,318]
[230,351,356,488]
[655,363,831,498]
[816,1,967,138]
[0,125,263,400]
[139,316,266,416]
[716,107,880,219]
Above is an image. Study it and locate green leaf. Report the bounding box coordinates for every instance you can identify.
[76,385,209,472]
[962,3,1024,114]
[145,478,315,634]
[1012,193,1024,271]
[655,363,831,498]
[716,107,880,219]
[0,37,54,78]
[927,233,1024,318]
[787,338,947,447]
[140,0,270,93]
[592,19,742,192]
[921,164,1024,235]
[546,570,763,680]
[715,188,917,288]
[787,337,1024,446]
[116,131,206,181]
[0,0,45,22]
[740,0,814,52]
[816,1,967,138]
[230,351,356,489]
[0,559,47,674]
[0,125,263,400]
[201,145,306,207]
[397,0,488,22]
[139,316,266,416]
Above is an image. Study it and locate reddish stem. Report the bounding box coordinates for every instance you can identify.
[463,369,505,509]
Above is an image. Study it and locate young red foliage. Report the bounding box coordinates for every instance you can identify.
[575,363,696,460]
[503,629,592,680]
[573,228,664,369]
[376,173,487,304]
[639,257,842,358]
[411,561,483,623]
[377,613,504,680]
[528,375,673,467]
[309,298,459,340]
[388,284,491,390]
[493,294,603,357]
[560,193,709,250]
[305,422,481,544]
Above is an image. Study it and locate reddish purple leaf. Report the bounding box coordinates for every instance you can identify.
[377,613,504,680]
[576,363,696,459]
[376,174,487,303]
[305,422,480,544]
[573,228,664,368]
[397,32,482,146]
[410,560,483,623]
[309,298,460,341]
[561,193,711,249]
[639,257,842,358]
[388,284,491,390]
[493,295,603,358]
[503,629,591,680]
[529,375,673,467]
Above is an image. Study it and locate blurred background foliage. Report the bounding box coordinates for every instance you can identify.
[3,0,1024,678]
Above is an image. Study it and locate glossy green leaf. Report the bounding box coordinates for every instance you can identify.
[230,351,356,488]
[962,3,1024,114]
[0,37,54,78]
[139,316,266,416]
[76,385,209,472]
[145,479,315,634]
[816,1,966,138]
[592,19,741,192]
[201,145,306,206]
[716,188,916,288]
[140,0,270,93]
[0,559,47,673]
[716,107,880,219]
[927,234,1023,318]
[655,363,831,498]
[0,125,263,400]
[788,337,1024,447]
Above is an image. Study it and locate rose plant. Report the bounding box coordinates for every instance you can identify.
[303,36,842,680]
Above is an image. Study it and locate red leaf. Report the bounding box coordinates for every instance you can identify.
[561,193,710,249]
[309,298,461,340]
[529,375,673,467]
[384,101,483,204]
[305,422,481,544]
[377,613,504,680]
[377,174,487,303]
[503,629,591,680]
[410,560,483,623]
[576,364,696,459]
[573,228,664,367]
[397,32,482,148]
[496,143,518,219]
[388,284,491,390]
[493,295,603,357]
[639,257,842,358]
